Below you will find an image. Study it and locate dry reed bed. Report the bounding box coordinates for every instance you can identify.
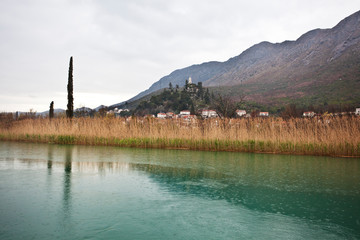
[1,116,359,157]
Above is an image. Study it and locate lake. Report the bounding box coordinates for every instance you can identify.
[0,141,359,239]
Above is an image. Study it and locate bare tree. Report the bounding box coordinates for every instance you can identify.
[212,94,245,118]
[281,104,301,119]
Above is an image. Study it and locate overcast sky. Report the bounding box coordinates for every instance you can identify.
[0,0,359,112]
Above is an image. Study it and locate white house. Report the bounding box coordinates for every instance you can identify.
[157,113,166,119]
[166,112,175,118]
[113,108,129,117]
[356,108,360,115]
[303,111,315,117]
[180,110,191,116]
[201,110,218,118]
[259,112,269,117]
[236,110,246,117]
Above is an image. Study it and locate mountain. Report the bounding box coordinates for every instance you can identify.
[125,10,360,106]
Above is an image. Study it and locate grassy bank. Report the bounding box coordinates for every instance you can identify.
[1,116,359,157]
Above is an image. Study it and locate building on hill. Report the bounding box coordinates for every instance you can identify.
[356,108,360,115]
[259,112,269,117]
[185,77,198,93]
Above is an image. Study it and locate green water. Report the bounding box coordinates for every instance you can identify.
[0,141,359,239]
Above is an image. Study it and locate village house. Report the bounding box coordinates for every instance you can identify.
[356,108,360,115]
[182,114,197,121]
[113,108,130,117]
[157,113,166,119]
[236,110,246,117]
[180,110,191,116]
[259,112,269,117]
[166,112,175,118]
[303,111,315,117]
[201,109,218,118]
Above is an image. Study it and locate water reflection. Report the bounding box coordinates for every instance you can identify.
[132,161,360,232]
[1,142,359,236]
[47,144,53,171]
[64,147,72,174]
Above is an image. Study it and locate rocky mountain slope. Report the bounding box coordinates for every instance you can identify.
[125,10,360,106]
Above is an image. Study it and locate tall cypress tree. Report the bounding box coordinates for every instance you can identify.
[49,101,54,119]
[66,56,74,119]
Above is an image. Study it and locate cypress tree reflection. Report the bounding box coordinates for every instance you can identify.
[47,144,53,173]
[63,146,73,216]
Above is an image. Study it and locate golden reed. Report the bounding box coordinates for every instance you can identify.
[1,116,359,157]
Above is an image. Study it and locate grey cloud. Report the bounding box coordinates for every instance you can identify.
[0,0,359,111]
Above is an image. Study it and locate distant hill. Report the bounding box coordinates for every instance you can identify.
[36,108,65,117]
[123,10,360,107]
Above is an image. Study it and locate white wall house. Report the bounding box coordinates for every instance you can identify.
[356,108,360,115]
[112,108,129,117]
[166,112,175,118]
[157,113,166,118]
[259,112,269,117]
[303,111,315,117]
[236,110,246,117]
[201,110,218,118]
[180,110,191,116]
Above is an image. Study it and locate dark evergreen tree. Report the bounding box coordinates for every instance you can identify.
[204,88,210,104]
[49,101,54,119]
[197,82,203,99]
[185,79,189,90]
[190,102,195,115]
[66,56,74,119]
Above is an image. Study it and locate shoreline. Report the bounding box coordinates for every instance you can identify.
[1,133,359,158]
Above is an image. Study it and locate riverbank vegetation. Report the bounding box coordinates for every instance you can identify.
[0,116,359,157]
